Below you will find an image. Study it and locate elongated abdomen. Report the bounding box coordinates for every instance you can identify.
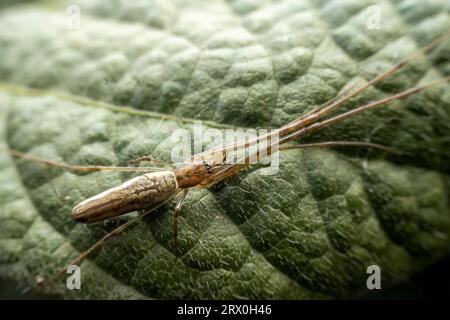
[72,171,178,223]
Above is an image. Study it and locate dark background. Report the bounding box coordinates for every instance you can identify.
[1,255,449,299]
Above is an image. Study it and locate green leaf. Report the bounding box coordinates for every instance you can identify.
[0,0,450,299]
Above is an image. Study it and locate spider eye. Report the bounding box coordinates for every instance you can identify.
[202,161,213,174]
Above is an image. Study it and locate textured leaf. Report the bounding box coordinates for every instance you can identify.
[0,0,450,299]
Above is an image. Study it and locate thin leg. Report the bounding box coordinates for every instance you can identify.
[8,149,161,173]
[283,77,364,128]
[128,155,174,168]
[280,31,450,136]
[27,210,151,297]
[279,76,450,145]
[192,80,375,161]
[279,141,400,154]
[173,189,189,251]
[211,140,399,181]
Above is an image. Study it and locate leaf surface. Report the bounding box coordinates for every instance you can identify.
[0,0,450,299]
